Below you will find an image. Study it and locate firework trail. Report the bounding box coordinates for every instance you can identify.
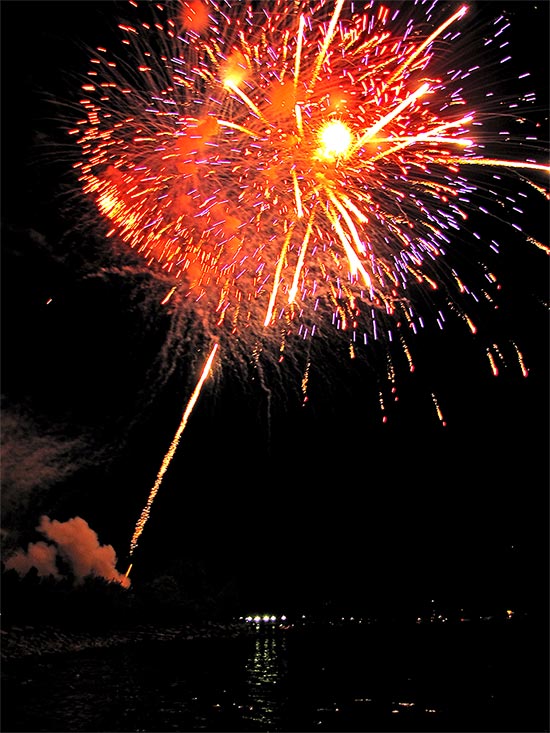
[71,0,548,549]
[129,342,218,557]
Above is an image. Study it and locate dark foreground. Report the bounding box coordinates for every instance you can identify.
[2,619,548,732]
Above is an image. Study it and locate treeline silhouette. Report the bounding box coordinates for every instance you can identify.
[1,562,241,630]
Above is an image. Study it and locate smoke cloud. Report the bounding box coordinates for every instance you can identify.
[4,540,61,579]
[5,515,130,589]
[1,405,88,514]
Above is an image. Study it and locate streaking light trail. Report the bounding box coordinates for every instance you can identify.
[128,342,218,558]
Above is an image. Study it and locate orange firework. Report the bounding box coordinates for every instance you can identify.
[71,0,548,367]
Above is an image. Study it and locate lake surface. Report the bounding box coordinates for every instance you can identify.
[2,620,548,732]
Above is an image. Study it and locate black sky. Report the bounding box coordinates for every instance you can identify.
[1,0,549,616]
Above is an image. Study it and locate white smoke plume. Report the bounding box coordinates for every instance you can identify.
[5,515,130,589]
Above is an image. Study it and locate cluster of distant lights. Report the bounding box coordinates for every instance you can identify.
[240,609,516,624]
[241,614,289,624]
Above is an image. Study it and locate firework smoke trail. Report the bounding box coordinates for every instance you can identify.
[128,342,218,558]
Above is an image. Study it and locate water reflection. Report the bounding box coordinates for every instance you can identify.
[243,630,287,729]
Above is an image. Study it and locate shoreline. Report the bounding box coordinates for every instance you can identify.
[2,614,538,664]
[1,620,255,663]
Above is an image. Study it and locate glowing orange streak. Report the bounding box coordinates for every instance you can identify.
[386,5,468,85]
[326,205,373,289]
[465,315,477,334]
[308,0,346,93]
[526,235,550,254]
[486,348,499,376]
[224,80,268,122]
[217,119,260,138]
[292,169,304,218]
[264,227,294,326]
[404,263,437,289]
[431,393,447,426]
[512,342,529,378]
[326,190,367,254]
[357,83,430,147]
[525,179,550,199]
[294,14,305,93]
[161,286,177,305]
[129,343,219,556]
[294,15,306,138]
[423,115,474,135]
[440,157,550,174]
[368,124,474,163]
[289,207,317,304]
[338,194,369,224]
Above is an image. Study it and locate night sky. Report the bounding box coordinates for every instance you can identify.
[1,1,548,618]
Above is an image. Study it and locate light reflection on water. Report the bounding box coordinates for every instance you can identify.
[243,630,288,729]
[2,622,545,732]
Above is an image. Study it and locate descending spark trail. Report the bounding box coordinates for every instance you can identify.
[128,343,218,557]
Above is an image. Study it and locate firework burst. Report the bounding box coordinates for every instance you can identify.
[68,0,548,554]
[71,0,548,372]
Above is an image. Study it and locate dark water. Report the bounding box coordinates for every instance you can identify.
[2,621,548,732]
